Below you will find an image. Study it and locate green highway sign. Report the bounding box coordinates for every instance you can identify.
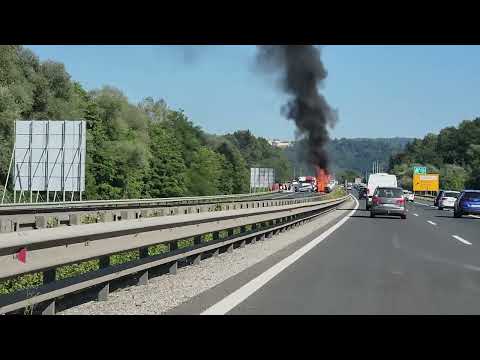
[414,166,427,175]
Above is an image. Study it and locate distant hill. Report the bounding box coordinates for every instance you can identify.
[283,137,414,176]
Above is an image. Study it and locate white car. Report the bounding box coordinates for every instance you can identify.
[402,190,415,202]
[438,191,460,210]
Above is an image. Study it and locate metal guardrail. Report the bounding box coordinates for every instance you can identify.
[0,191,279,213]
[0,191,314,233]
[0,194,349,315]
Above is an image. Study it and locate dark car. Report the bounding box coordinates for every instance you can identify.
[434,190,445,207]
[370,187,407,219]
[454,190,480,218]
[358,186,367,199]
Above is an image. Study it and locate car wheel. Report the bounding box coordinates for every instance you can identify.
[454,210,462,218]
[438,207,443,211]
[401,214,407,219]
[370,212,375,218]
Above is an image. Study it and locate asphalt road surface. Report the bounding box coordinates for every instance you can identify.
[199,191,480,314]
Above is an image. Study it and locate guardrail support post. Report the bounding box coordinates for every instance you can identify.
[212,231,220,256]
[98,283,109,302]
[170,241,178,252]
[137,247,149,286]
[69,214,81,226]
[121,211,134,221]
[97,256,110,301]
[0,219,12,233]
[40,269,56,315]
[240,240,246,248]
[192,236,202,264]
[35,215,47,229]
[102,212,114,222]
[169,261,178,275]
[193,253,202,265]
[227,244,234,253]
[140,210,150,218]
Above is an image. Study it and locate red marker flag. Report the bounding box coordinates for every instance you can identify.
[17,248,27,263]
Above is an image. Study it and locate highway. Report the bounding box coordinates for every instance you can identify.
[187,190,480,315]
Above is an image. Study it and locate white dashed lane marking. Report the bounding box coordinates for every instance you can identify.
[413,213,419,217]
[427,221,437,226]
[452,235,472,246]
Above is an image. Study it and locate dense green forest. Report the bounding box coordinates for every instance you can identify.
[0,45,293,200]
[389,118,480,191]
[283,137,412,177]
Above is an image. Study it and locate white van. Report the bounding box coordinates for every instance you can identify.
[366,173,398,210]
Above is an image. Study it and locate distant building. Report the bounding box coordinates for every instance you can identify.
[268,139,292,149]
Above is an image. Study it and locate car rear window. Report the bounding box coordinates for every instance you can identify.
[377,188,403,198]
[463,192,480,200]
[444,192,459,198]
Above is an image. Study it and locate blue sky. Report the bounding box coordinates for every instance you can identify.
[27,45,480,140]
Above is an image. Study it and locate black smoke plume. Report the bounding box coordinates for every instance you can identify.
[256,45,337,170]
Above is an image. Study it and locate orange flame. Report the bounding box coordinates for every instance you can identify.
[315,167,330,193]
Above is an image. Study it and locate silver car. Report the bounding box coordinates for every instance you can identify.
[370,187,407,219]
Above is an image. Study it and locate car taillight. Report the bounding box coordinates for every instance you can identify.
[396,198,405,206]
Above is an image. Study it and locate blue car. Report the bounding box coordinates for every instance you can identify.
[454,190,480,218]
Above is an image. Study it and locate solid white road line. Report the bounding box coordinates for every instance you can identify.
[469,215,480,219]
[452,235,472,246]
[201,195,360,315]
[413,213,419,217]
[427,220,437,226]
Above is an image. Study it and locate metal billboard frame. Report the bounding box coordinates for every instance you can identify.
[2,120,86,204]
[250,167,275,192]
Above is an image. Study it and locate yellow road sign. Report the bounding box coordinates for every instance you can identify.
[413,174,439,192]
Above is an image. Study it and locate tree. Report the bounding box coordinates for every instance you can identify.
[0,45,299,201]
[226,130,294,182]
[144,122,187,197]
[138,97,169,123]
[390,117,480,192]
[84,86,150,199]
[440,164,468,191]
[185,147,225,196]
[214,140,249,194]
